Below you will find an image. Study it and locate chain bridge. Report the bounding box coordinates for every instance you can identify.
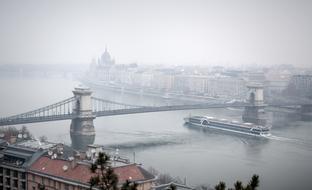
[0,85,311,137]
[0,87,249,127]
[0,96,149,126]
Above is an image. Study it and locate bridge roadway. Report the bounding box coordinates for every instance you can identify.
[0,101,307,126]
[0,114,76,126]
[0,102,249,126]
[94,102,249,117]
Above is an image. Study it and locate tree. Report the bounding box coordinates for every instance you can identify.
[214,175,259,190]
[21,125,32,139]
[121,179,138,190]
[167,183,177,190]
[215,182,226,190]
[89,152,119,190]
[233,181,243,190]
[246,175,259,190]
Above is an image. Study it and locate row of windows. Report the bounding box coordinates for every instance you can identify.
[0,168,87,190]
[0,167,26,190]
[0,167,25,179]
[0,180,25,189]
[29,174,87,190]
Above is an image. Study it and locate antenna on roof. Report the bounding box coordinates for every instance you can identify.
[86,151,91,159]
[48,150,53,156]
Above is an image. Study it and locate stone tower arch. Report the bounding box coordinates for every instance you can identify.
[242,83,267,126]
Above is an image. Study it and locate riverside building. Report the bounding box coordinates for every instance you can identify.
[0,140,58,190]
[27,156,156,190]
[1,140,155,190]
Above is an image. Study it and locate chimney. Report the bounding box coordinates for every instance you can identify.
[68,157,75,169]
[75,153,81,160]
[70,153,81,169]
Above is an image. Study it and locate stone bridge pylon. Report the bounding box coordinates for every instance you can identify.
[70,85,95,149]
[242,83,267,126]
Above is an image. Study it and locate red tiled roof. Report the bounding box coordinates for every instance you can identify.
[30,156,91,184]
[114,164,145,182]
[30,156,153,185]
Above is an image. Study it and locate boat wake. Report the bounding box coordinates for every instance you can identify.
[264,134,295,141]
[264,134,312,149]
[106,139,178,149]
[103,131,191,150]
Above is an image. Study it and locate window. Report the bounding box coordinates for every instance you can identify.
[13,171,17,178]
[13,180,17,188]
[5,169,9,176]
[21,182,26,190]
[21,172,26,179]
[47,178,50,186]
[5,178,10,186]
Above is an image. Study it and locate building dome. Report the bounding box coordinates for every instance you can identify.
[99,47,114,66]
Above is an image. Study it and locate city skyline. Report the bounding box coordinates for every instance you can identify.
[0,0,312,67]
[1,1,312,189]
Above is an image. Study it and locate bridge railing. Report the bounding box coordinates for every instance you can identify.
[0,114,77,126]
[94,102,250,117]
[0,97,76,121]
[91,97,145,112]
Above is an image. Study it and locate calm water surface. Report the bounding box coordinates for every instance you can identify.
[0,78,312,190]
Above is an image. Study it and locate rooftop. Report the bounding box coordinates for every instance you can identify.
[15,139,57,150]
[0,140,61,169]
[30,156,155,186]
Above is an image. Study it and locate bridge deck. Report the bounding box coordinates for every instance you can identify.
[0,103,248,126]
[0,96,307,127]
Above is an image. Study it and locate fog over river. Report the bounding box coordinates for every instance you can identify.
[0,78,312,190]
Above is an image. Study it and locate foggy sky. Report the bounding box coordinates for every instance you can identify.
[0,0,311,67]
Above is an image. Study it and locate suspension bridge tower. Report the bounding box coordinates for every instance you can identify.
[70,85,95,150]
[242,83,267,126]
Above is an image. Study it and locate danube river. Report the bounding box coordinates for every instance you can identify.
[0,78,312,190]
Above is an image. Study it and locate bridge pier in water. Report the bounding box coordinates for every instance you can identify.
[242,84,267,126]
[70,86,95,150]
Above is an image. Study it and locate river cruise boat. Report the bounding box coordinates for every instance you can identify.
[184,115,270,137]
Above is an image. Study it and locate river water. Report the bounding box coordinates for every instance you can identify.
[0,78,312,190]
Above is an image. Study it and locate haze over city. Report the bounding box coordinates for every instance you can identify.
[1,0,312,67]
[1,1,312,190]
